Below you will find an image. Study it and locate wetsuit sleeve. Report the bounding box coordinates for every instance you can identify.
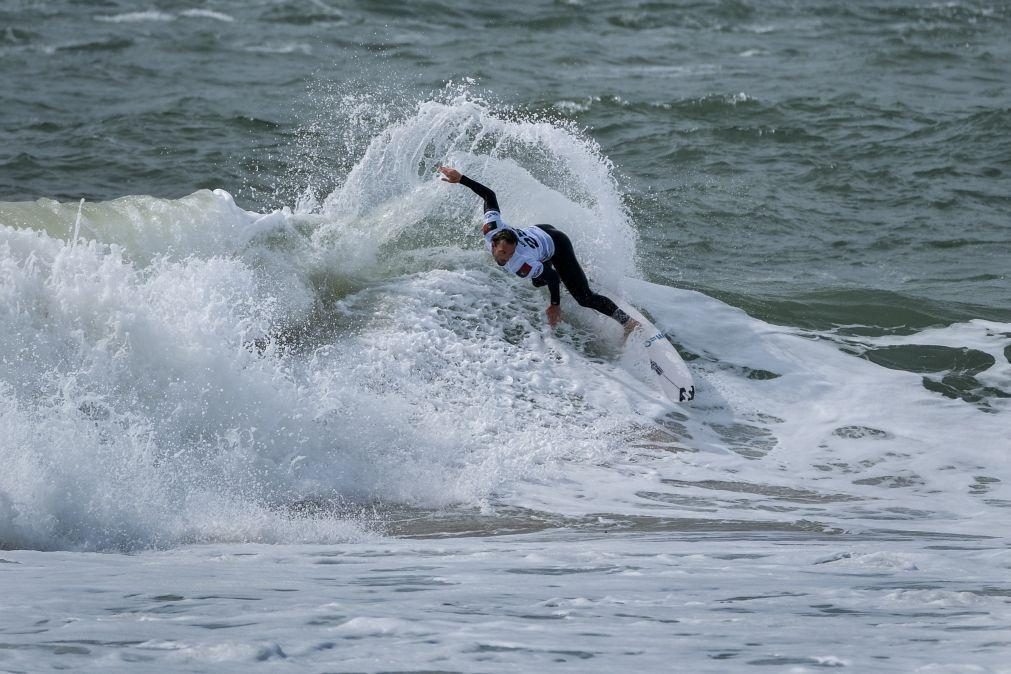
[459,175,500,214]
[531,266,561,305]
[460,175,507,239]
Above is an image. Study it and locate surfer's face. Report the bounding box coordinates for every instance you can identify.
[491,240,516,266]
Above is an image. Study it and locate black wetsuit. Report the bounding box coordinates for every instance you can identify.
[460,174,629,325]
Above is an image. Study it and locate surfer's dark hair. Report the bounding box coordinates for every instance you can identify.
[491,229,518,246]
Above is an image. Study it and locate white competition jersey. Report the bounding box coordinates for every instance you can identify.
[482,209,555,279]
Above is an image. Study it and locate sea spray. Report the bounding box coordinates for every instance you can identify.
[0,94,652,550]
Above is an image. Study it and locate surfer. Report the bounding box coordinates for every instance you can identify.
[439,166,637,331]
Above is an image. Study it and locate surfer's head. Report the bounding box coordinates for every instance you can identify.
[490,230,517,266]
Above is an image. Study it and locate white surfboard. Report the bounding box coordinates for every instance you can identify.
[616,300,695,404]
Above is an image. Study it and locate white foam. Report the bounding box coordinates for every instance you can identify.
[332,617,429,637]
[553,99,593,113]
[615,278,1010,533]
[244,43,313,55]
[96,11,175,23]
[1,92,1008,553]
[180,9,236,23]
[0,144,646,550]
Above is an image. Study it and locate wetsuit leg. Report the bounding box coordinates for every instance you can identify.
[539,225,630,325]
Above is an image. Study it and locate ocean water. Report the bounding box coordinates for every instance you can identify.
[1,1,1009,672]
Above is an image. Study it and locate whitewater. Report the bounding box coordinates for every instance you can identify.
[2,95,1010,672]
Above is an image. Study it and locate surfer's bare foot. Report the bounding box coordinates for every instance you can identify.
[622,318,640,340]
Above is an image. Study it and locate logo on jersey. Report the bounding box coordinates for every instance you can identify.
[516,263,532,278]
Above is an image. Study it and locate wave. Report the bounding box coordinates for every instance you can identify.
[0,93,643,550]
[1,93,1008,553]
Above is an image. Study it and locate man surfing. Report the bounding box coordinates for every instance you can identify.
[439,166,637,332]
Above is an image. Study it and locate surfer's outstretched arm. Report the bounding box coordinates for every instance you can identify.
[439,166,499,213]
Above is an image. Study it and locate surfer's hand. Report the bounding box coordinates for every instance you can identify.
[438,166,462,183]
[546,304,562,327]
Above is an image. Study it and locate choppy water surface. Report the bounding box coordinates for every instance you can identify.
[1,1,1009,672]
